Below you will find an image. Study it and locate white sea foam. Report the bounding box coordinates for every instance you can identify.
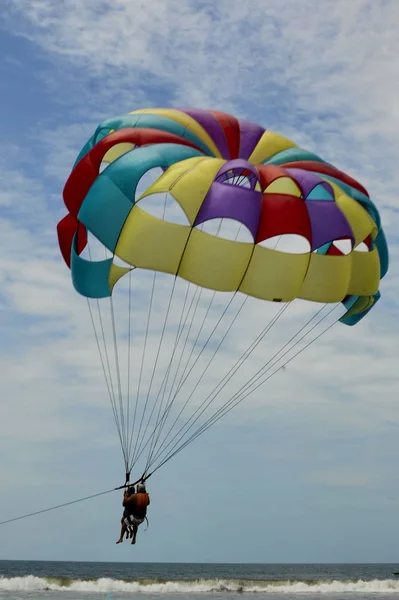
[1,575,399,594]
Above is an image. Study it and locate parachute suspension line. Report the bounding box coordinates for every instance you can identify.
[141,281,203,471]
[145,219,252,472]
[144,233,286,470]
[95,297,128,472]
[218,303,331,407]
[134,222,221,473]
[85,241,128,471]
[179,303,330,447]
[132,272,212,471]
[150,304,342,474]
[146,293,247,470]
[129,273,180,469]
[128,191,174,468]
[131,282,217,472]
[131,223,284,475]
[165,230,284,407]
[125,269,133,474]
[173,290,217,397]
[149,302,324,470]
[130,277,195,469]
[146,300,290,471]
[178,303,341,452]
[145,226,262,472]
[143,283,215,472]
[142,223,230,469]
[126,269,157,468]
[109,295,128,461]
[86,298,126,463]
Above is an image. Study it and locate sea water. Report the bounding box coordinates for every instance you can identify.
[1,561,399,599]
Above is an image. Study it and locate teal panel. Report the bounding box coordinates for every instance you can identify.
[263,147,330,166]
[78,143,203,253]
[317,173,381,227]
[73,138,95,168]
[306,184,334,201]
[374,228,389,279]
[315,242,332,255]
[106,143,204,199]
[78,177,133,253]
[339,291,380,326]
[71,234,112,299]
[93,113,214,156]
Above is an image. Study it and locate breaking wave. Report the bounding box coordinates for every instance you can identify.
[1,575,399,593]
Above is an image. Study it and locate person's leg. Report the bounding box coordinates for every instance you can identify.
[116,517,127,544]
[131,522,138,544]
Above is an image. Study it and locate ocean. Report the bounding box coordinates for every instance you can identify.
[0,561,399,599]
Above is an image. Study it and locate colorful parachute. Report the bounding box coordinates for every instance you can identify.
[57,108,389,481]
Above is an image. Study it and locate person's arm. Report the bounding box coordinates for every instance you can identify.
[123,494,136,506]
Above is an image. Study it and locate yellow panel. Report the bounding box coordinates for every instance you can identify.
[103,143,135,164]
[328,182,377,245]
[249,130,297,164]
[115,205,190,274]
[348,248,380,296]
[130,108,222,158]
[179,229,253,291]
[299,253,351,302]
[264,177,302,196]
[139,157,224,224]
[108,263,132,292]
[240,245,310,302]
[240,246,310,302]
[344,295,374,319]
[138,156,206,197]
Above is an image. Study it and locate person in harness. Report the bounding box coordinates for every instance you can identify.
[126,482,150,545]
[116,482,150,545]
[116,485,136,544]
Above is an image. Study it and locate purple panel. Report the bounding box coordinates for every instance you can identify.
[194,182,262,240]
[285,168,321,196]
[320,181,334,195]
[286,168,334,199]
[238,119,265,160]
[217,158,259,182]
[179,107,230,159]
[306,201,354,251]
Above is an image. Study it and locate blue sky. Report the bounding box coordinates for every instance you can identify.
[0,0,398,564]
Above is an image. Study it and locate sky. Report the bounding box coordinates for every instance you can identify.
[0,0,398,564]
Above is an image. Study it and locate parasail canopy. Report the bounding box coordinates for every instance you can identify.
[57,107,389,482]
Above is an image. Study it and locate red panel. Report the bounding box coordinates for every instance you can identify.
[364,233,372,248]
[279,160,369,198]
[326,244,343,256]
[57,213,87,267]
[210,110,240,159]
[256,164,291,189]
[256,193,311,243]
[63,128,205,217]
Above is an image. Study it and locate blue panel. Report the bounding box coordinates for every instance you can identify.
[71,234,112,299]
